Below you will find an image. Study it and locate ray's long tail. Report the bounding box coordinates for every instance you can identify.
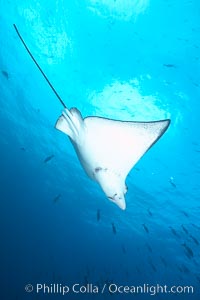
[13,24,67,109]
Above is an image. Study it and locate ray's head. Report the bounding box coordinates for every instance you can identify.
[108,192,126,210]
[95,168,127,210]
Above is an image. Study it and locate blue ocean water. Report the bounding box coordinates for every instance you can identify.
[0,0,200,299]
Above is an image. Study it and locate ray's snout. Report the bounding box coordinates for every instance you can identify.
[108,194,126,210]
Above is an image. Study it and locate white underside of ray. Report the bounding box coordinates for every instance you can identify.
[55,107,170,209]
[83,116,169,179]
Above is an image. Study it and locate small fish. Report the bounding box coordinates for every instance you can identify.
[111,223,117,234]
[181,210,189,218]
[121,244,126,254]
[44,154,54,163]
[84,275,89,285]
[163,63,176,68]
[20,147,26,151]
[182,243,194,258]
[181,264,190,274]
[142,223,149,233]
[53,194,61,203]
[189,235,199,246]
[195,275,200,284]
[181,224,189,235]
[146,243,152,253]
[149,261,157,272]
[134,167,140,171]
[169,177,176,188]
[160,256,167,267]
[184,250,192,260]
[169,226,180,238]
[177,265,183,273]
[178,275,183,281]
[1,70,9,79]
[147,208,153,217]
[191,223,200,230]
[97,209,101,222]
[136,266,140,273]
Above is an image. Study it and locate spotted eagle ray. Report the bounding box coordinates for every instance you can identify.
[14,24,170,210]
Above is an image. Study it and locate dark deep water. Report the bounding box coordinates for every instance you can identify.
[0,0,200,299]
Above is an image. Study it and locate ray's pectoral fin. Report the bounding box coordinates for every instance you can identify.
[83,117,170,209]
[55,108,84,142]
